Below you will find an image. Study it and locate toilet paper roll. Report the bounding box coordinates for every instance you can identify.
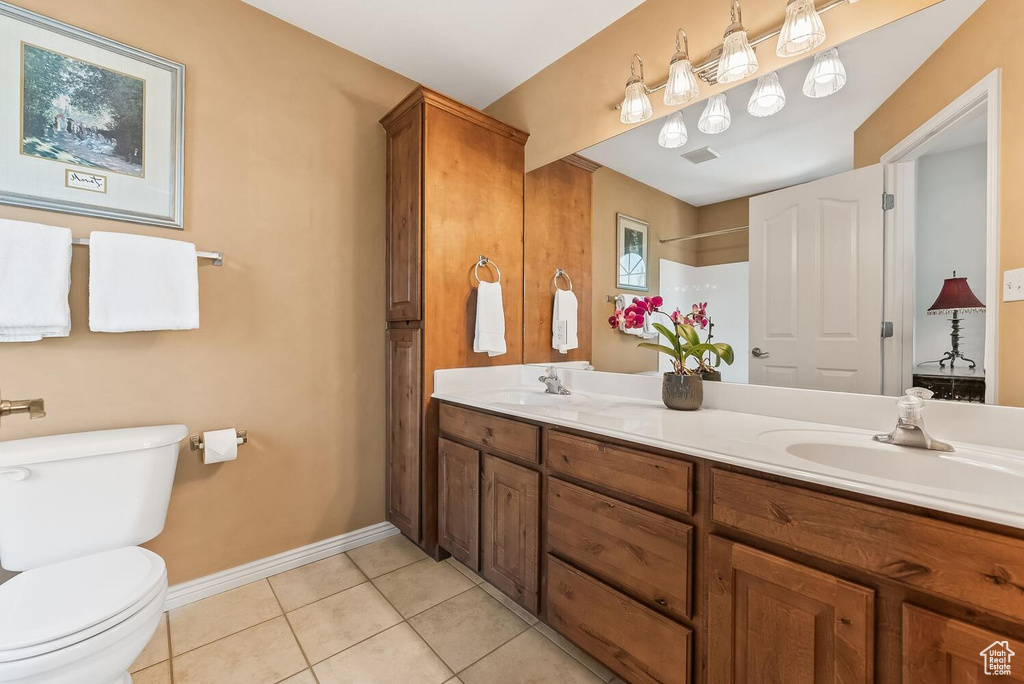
[202,428,239,465]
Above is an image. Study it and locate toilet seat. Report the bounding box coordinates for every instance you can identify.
[0,547,166,663]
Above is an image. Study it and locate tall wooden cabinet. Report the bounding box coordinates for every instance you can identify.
[380,87,528,556]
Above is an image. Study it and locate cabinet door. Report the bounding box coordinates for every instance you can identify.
[438,438,480,570]
[904,605,1024,683]
[386,328,421,541]
[708,536,874,684]
[385,105,422,321]
[482,454,540,613]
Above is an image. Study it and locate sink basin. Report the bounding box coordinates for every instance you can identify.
[467,387,582,407]
[759,429,1024,499]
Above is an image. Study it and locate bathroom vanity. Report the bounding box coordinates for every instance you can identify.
[433,367,1024,684]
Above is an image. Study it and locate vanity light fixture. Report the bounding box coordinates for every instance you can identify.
[620,53,654,124]
[717,0,759,85]
[698,93,732,135]
[664,30,701,106]
[658,110,689,148]
[777,0,827,58]
[747,72,786,117]
[803,46,847,98]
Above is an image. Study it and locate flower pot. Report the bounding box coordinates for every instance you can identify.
[701,370,722,382]
[662,373,703,411]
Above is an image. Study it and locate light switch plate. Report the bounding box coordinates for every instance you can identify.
[1004,268,1024,302]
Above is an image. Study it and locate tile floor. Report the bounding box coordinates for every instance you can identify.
[130,534,627,684]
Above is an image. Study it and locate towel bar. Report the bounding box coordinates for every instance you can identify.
[553,268,573,292]
[71,237,224,266]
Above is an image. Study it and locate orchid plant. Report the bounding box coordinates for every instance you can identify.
[609,297,735,376]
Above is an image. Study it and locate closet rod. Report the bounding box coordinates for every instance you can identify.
[659,226,748,245]
[71,237,224,266]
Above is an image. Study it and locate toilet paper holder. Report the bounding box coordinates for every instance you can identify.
[189,429,247,453]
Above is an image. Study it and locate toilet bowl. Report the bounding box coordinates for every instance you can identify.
[0,546,168,684]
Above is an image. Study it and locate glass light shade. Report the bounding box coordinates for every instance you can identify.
[803,47,847,98]
[747,72,786,117]
[664,58,700,106]
[698,94,732,135]
[620,78,653,124]
[658,111,689,148]
[776,0,826,58]
[717,30,758,84]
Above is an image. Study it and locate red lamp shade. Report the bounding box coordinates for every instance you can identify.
[927,272,986,315]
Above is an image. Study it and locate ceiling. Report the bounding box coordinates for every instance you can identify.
[240,0,645,108]
[581,0,986,207]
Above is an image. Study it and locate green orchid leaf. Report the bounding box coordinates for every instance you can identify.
[651,323,680,354]
[678,323,701,348]
[638,342,679,359]
[714,342,735,365]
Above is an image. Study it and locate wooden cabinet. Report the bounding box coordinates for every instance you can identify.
[707,536,874,684]
[384,104,422,322]
[903,605,1024,683]
[385,328,421,540]
[482,454,540,613]
[438,438,479,570]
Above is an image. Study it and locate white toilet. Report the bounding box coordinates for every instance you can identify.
[0,425,187,684]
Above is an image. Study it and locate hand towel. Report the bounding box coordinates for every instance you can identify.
[0,219,72,342]
[89,231,199,332]
[473,280,506,357]
[552,289,579,354]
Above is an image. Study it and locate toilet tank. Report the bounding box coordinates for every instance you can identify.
[0,425,187,571]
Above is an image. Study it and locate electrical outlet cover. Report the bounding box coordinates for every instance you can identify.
[1004,268,1024,302]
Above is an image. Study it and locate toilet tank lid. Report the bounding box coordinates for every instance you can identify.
[0,424,188,468]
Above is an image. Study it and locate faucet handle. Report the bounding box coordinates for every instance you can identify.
[897,387,932,420]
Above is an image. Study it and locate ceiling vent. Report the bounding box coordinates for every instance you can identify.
[680,146,721,165]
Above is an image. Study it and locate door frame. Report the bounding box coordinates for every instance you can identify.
[880,69,1001,404]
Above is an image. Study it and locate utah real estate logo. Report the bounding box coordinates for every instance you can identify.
[980,640,1015,676]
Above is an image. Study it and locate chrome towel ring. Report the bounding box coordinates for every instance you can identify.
[552,268,573,292]
[474,255,501,284]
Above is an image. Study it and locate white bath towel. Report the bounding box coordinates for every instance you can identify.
[89,231,199,332]
[0,219,72,342]
[552,289,578,354]
[473,280,506,357]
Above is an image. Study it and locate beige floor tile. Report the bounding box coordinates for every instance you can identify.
[130,613,169,672]
[169,580,282,655]
[132,661,171,684]
[459,629,605,684]
[313,623,452,684]
[172,616,306,684]
[479,581,538,625]
[347,534,428,579]
[269,554,367,611]
[535,622,614,681]
[446,557,484,584]
[408,587,529,672]
[373,557,474,618]
[287,581,402,663]
[279,670,318,684]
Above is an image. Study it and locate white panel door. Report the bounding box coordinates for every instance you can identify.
[749,165,884,394]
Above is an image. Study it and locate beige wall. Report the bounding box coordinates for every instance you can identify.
[486,0,942,172]
[854,0,1023,407]
[0,0,415,583]
[695,197,750,267]
[591,167,697,374]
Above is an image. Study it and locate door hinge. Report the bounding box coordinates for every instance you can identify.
[881,321,894,339]
[882,193,895,211]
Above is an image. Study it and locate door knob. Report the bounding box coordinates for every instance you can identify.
[751,347,770,358]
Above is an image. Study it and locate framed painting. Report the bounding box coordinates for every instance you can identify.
[0,2,184,228]
[616,213,649,291]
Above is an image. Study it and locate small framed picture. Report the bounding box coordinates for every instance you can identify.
[0,2,184,228]
[616,213,649,291]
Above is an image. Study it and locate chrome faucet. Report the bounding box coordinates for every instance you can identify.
[873,388,953,452]
[539,367,571,395]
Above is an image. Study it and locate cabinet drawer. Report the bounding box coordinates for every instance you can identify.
[547,477,692,620]
[712,469,1024,621]
[440,404,539,464]
[546,555,691,684]
[547,431,692,515]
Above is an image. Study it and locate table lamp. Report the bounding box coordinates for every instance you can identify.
[922,270,986,369]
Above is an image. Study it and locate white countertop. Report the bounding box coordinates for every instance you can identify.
[434,366,1024,530]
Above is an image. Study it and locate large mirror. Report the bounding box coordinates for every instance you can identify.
[525,0,1013,405]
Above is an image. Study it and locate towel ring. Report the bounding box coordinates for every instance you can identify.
[552,268,573,292]
[474,255,501,284]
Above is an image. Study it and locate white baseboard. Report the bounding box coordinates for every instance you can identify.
[164,521,400,611]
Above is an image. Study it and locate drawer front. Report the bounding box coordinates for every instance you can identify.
[712,469,1024,621]
[547,477,692,620]
[547,431,692,515]
[440,404,540,464]
[546,555,691,684]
